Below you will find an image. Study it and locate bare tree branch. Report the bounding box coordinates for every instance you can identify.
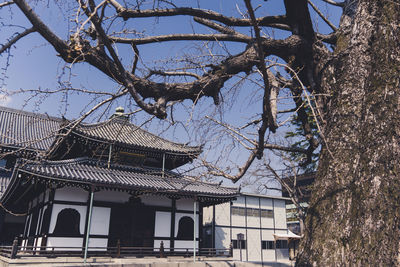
[0,1,14,8]
[0,27,35,54]
[308,0,338,32]
[321,0,345,7]
[108,4,288,27]
[147,70,201,80]
[110,33,252,45]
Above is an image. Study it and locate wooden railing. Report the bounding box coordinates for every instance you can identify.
[0,239,232,259]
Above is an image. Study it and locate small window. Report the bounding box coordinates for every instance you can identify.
[249,208,260,217]
[262,240,274,250]
[53,208,81,236]
[232,239,246,249]
[276,240,288,249]
[0,159,6,168]
[261,209,274,218]
[176,216,194,240]
[231,207,245,216]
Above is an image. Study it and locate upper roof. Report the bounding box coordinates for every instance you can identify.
[9,158,238,199]
[0,106,201,157]
[73,117,201,156]
[0,106,61,151]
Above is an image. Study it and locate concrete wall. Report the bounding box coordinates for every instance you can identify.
[203,194,289,263]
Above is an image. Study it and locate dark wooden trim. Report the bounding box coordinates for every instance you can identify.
[199,203,203,248]
[92,200,198,215]
[176,209,200,215]
[53,200,88,206]
[82,190,91,249]
[212,204,215,249]
[45,189,55,236]
[272,198,277,261]
[259,197,264,264]
[229,202,232,244]
[155,236,200,241]
[213,224,287,231]
[46,234,108,239]
[170,199,176,249]
[244,196,248,261]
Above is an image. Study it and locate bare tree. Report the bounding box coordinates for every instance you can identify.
[1,0,400,265]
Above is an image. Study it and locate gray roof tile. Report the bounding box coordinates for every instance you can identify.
[74,117,201,155]
[18,158,238,197]
[0,106,201,156]
[0,106,61,151]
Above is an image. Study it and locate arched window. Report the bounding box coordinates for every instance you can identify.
[176,216,194,240]
[53,208,81,236]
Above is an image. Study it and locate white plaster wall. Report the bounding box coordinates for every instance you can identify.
[232,196,246,207]
[231,197,246,227]
[94,190,130,203]
[276,249,289,260]
[231,207,245,228]
[273,200,287,229]
[141,195,172,207]
[174,240,199,251]
[214,202,230,226]
[154,211,171,237]
[176,198,198,211]
[260,198,273,209]
[214,226,230,250]
[246,196,260,228]
[49,204,87,235]
[260,229,280,262]
[174,213,198,238]
[34,237,42,251]
[46,237,83,250]
[231,228,247,261]
[202,206,213,225]
[154,240,170,251]
[262,229,275,241]
[89,207,111,235]
[262,248,276,262]
[247,229,261,262]
[88,238,108,251]
[54,187,88,202]
[245,196,259,208]
[261,198,274,229]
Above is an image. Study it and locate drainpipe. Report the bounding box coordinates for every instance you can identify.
[162,153,165,178]
[84,189,94,263]
[193,198,196,262]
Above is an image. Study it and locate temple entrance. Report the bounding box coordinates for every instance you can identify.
[108,200,155,248]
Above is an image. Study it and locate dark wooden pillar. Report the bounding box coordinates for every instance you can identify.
[170,198,176,250]
[199,202,203,249]
[212,204,215,249]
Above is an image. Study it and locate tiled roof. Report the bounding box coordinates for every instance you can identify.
[73,117,202,156]
[17,158,238,197]
[0,106,61,151]
[0,106,201,156]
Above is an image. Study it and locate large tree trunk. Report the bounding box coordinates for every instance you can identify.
[298,1,400,265]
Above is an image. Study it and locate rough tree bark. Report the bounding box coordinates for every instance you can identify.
[298,0,400,265]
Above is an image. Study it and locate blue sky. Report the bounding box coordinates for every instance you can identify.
[0,0,342,193]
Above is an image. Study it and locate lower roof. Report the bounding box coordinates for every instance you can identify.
[1,158,238,208]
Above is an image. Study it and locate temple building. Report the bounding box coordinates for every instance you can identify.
[0,106,238,252]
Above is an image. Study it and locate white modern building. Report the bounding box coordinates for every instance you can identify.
[203,193,292,262]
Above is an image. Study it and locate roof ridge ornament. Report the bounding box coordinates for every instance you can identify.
[110,106,129,121]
